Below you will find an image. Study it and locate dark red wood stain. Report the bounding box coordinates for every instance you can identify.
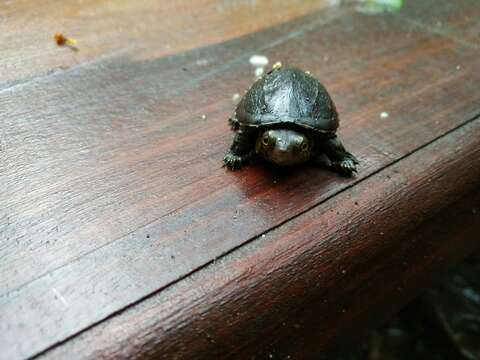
[1,1,479,359]
[47,120,480,360]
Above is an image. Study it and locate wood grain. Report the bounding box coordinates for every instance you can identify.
[0,0,331,89]
[1,1,480,359]
[401,0,480,46]
[43,118,480,360]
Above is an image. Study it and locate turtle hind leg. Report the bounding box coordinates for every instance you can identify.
[317,135,359,177]
[223,125,257,170]
[228,114,240,131]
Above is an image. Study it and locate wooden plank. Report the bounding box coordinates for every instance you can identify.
[401,0,480,46]
[1,1,480,359]
[43,118,480,360]
[0,0,331,88]
[0,5,351,299]
[3,2,480,301]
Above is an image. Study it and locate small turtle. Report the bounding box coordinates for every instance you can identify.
[223,66,358,176]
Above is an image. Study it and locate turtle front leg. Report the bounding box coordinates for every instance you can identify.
[223,125,258,170]
[228,114,240,131]
[318,135,359,176]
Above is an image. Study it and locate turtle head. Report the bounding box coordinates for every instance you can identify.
[256,128,312,166]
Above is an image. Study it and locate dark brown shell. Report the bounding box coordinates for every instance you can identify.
[235,67,339,134]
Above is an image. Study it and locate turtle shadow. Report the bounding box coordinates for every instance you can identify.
[226,157,344,217]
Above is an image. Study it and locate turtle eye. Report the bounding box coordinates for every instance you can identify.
[301,142,309,151]
[262,135,270,146]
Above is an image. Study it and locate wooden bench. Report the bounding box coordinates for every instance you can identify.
[1,1,479,358]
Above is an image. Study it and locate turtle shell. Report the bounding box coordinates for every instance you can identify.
[235,67,339,134]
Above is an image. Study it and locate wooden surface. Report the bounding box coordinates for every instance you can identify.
[1,1,479,359]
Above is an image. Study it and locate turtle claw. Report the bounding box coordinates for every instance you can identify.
[228,116,240,131]
[350,154,360,165]
[332,157,358,177]
[223,152,244,170]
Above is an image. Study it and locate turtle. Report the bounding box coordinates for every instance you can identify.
[223,65,358,176]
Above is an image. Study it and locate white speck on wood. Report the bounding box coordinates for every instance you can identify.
[255,67,264,77]
[196,59,209,66]
[380,112,389,119]
[249,55,269,66]
[52,288,69,307]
